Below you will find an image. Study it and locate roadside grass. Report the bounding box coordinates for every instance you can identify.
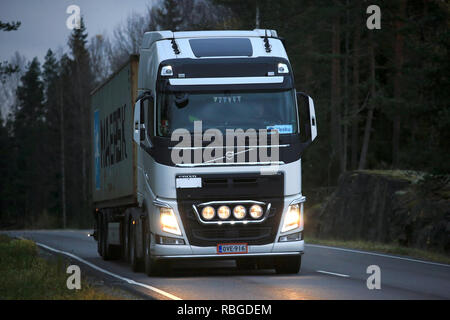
[0,234,120,299]
[305,236,450,265]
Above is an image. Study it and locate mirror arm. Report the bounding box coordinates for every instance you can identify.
[136,90,152,102]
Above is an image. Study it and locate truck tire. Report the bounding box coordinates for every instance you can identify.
[274,255,302,274]
[97,214,104,257]
[101,213,114,261]
[129,221,142,272]
[143,231,165,276]
[122,216,130,262]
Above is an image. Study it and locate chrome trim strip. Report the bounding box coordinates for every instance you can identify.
[153,199,172,209]
[169,76,284,86]
[199,200,266,206]
[154,251,302,260]
[169,145,290,150]
[192,201,271,225]
[176,161,284,167]
[290,196,306,205]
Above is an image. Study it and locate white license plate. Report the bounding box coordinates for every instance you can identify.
[175,177,202,188]
[217,243,248,254]
[176,176,202,188]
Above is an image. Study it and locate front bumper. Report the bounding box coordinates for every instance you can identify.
[151,238,304,260]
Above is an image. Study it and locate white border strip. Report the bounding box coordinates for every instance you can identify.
[35,242,182,300]
[307,244,450,268]
[169,76,284,86]
[317,270,350,278]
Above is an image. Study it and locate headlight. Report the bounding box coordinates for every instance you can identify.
[233,205,246,219]
[160,207,181,235]
[161,65,173,76]
[217,206,231,220]
[278,63,289,74]
[281,204,302,233]
[201,206,215,220]
[249,205,263,219]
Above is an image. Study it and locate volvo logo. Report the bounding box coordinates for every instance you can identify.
[226,151,234,160]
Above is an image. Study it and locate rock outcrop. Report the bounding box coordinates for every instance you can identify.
[308,171,450,253]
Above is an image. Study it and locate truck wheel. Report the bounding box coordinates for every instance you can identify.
[144,232,164,276]
[122,217,130,262]
[101,214,112,260]
[97,214,104,257]
[129,222,142,272]
[274,255,302,274]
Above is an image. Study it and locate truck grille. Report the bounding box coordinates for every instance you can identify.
[178,200,283,246]
[175,172,285,247]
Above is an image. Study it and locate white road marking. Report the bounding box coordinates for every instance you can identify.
[35,242,182,300]
[307,244,450,268]
[316,270,350,278]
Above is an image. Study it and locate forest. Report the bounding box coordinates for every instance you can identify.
[0,0,448,229]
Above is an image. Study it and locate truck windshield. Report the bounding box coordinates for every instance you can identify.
[156,90,298,137]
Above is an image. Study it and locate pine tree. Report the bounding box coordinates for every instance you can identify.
[13,58,45,225]
[66,17,94,227]
[42,49,62,221]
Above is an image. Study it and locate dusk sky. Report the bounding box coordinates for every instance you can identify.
[0,0,155,63]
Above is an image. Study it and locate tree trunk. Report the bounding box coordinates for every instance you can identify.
[358,33,376,170]
[59,83,66,229]
[76,63,88,209]
[342,0,350,172]
[392,0,406,168]
[351,1,361,170]
[255,3,260,29]
[330,13,343,174]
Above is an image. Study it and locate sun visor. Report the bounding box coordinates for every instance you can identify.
[189,38,253,57]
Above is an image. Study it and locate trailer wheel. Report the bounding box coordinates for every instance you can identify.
[101,212,114,260]
[129,221,142,272]
[274,255,302,274]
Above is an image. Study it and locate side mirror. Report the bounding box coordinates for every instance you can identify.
[296,91,317,145]
[133,93,154,144]
[133,100,141,144]
[139,99,146,141]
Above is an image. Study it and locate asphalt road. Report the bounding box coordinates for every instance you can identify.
[3,230,450,300]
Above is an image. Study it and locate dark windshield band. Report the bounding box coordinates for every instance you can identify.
[156,90,298,137]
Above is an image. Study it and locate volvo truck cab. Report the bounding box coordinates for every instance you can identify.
[92,29,317,276]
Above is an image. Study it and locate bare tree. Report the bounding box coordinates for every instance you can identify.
[0,52,27,119]
[109,12,150,71]
[89,34,112,85]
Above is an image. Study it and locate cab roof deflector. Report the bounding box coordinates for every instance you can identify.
[140,29,280,49]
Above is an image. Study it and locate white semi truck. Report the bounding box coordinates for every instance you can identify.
[91,29,317,275]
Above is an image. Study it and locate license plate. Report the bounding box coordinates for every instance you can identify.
[217,243,248,254]
[176,176,202,188]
